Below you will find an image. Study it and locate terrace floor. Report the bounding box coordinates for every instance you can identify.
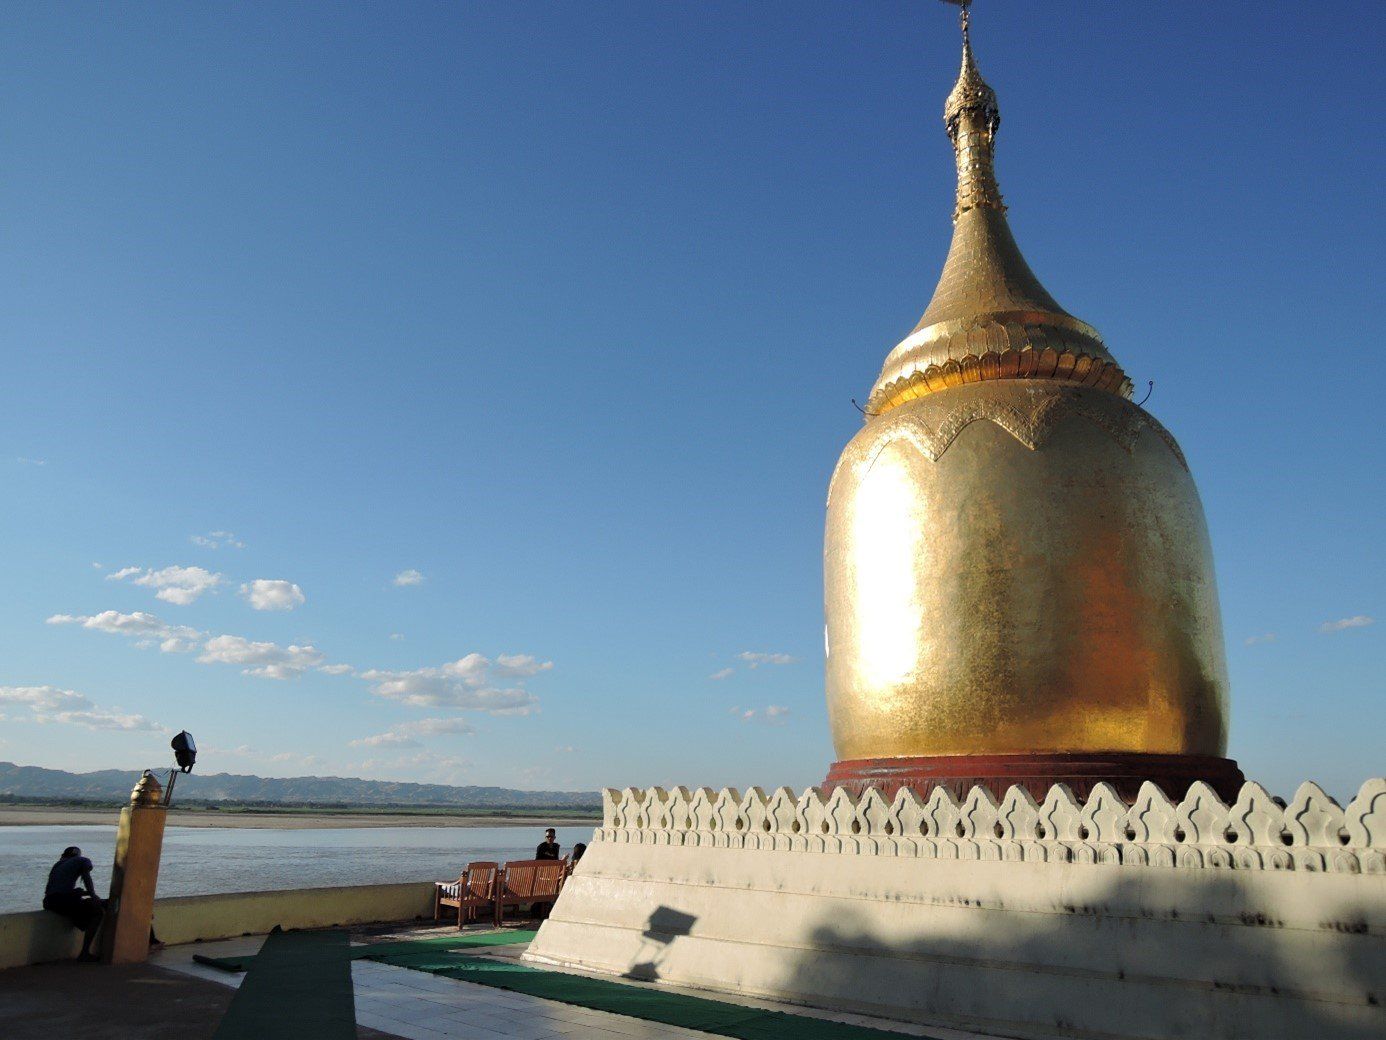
[173,926,997,1037]
[1,923,1000,1040]
[0,957,401,1040]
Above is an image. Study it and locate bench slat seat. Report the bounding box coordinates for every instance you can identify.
[433,861,499,930]
[494,858,568,926]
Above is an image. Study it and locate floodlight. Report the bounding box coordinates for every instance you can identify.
[171,731,197,774]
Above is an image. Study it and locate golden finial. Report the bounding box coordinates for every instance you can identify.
[939,0,1002,218]
[130,769,163,806]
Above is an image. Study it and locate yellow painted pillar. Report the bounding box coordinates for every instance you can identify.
[102,771,168,965]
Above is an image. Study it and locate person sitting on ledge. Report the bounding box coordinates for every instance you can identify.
[43,846,105,961]
[535,828,560,860]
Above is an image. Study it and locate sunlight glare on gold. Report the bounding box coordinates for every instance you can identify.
[849,449,925,692]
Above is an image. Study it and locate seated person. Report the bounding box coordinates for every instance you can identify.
[535,828,561,860]
[571,842,587,864]
[43,846,104,961]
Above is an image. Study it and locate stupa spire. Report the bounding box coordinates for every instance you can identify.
[944,2,1003,220]
[863,1,1133,417]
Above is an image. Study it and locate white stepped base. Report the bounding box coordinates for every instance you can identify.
[525,838,1385,1040]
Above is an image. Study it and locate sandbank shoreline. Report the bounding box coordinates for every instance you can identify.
[0,805,600,830]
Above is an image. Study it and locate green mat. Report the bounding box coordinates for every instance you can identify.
[203,927,927,1040]
[365,947,927,1040]
[194,928,535,973]
[211,928,354,1040]
[355,929,536,959]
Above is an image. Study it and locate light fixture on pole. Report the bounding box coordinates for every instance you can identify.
[162,731,197,806]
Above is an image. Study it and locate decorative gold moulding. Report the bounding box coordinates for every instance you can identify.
[867,307,1132,416]
[867,343,1131,417]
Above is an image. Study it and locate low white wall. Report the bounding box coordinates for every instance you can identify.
[0,909,84,969]
[0,881,436,971]
[526,779,1386,1040]
[150,881,436,946]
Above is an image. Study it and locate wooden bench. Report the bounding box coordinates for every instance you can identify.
[433,861,500,930]
[494,858,568,926]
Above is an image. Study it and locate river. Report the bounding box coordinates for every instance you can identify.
[0,823,594,914]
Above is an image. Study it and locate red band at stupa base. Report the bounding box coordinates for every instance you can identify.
[823,751,1245,804]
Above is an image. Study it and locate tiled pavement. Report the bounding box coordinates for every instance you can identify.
[154,927,996,1040]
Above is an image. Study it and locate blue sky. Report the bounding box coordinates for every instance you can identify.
[1,2,1381,799]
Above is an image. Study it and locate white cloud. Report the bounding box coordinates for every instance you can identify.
[0,685,167,732]
[266,751,324,770]
[1244,633,1277,646]
[191,531,245,550]
[50,610,345,679]
[709,667,734,681]
[0,685,93,712]
[360,652,550,715]
[363,674,538,714]
[358,750,470,782]
[16,456,47,466]
[203,743,258,758]
[108,564,224,605]
[352,731,421,749]
[198,634,326,680]
[204,744,342,768]
[494,654,553,678]
[407,717,476,737]
[1320,616,1374,633]
[393,569,425,587]
[733,704,791,725]
[555,745,576,754]
[736,651,796,668]
[349,716,477,749]
[240,579,306,612]
[42,709,166,732]
[47,610,204,653]
[389,633,404,641]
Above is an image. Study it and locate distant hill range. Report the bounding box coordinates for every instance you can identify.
[0,761,601,810]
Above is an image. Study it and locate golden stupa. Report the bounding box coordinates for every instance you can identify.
[823,6,1240,799]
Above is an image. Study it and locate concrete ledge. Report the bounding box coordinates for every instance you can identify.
[0,881,436,971]
[0,911,82,971]
[149,881,436,946]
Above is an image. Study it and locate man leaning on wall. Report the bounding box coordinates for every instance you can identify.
[42,846,105,962]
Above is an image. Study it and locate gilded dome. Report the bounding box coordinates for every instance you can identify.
[824,8,1229,775]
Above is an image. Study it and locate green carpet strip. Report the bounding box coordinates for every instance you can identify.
[211,927,355,1040]
[194,928,536,972]
[356,929,537,959]
[363,948,923,1040]
[203,928,923,1039]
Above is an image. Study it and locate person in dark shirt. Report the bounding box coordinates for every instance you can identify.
[535,828,560,860]
[571,842,587,864]
[43,846,104,961]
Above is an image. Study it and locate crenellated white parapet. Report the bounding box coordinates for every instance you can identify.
[596,778,1386,874]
